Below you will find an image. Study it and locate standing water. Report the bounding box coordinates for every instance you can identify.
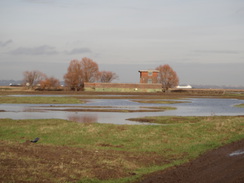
[0,97,243,124]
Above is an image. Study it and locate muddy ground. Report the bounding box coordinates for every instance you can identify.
[136,139,244,183]
[1,139,244,183]
[0,140,167,182]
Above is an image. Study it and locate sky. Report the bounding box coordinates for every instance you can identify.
[1,0,244,86]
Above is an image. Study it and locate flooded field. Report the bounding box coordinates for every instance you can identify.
[1,96,243,124]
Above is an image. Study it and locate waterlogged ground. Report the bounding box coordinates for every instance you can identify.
[0,97,243,124]
[0,116,243,183]
[0,92,244,183]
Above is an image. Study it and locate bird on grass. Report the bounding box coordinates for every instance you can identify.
[30,137,40,143]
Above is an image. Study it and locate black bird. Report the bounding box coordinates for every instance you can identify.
[30,137,40,143]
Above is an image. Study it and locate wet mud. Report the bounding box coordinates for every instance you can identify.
[136,139,244,183]
[1,139,244,182]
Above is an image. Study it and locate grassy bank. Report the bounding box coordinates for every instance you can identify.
[127,116,244,124]
[131,100,188,104]
[1,87,244,100]
[0,116,243,182]
[0,96,83,104]
[235,103,244,108]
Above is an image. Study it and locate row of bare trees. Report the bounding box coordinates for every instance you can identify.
[63,57,118,91]
[23,57,118,90]
[23,57,179,91]
[23,71,60,90]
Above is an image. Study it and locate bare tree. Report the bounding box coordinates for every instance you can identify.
[98,71,118,83]
[64,57,119,90]
[40,77,60,90]
[156,64,179,92]
[63,60,83,91]
[23,70,46,87]
[81,57,99,82]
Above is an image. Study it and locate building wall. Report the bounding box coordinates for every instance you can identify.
[84,83,162,92]
[139,70,159,84]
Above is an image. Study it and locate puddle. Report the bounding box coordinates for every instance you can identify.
[229,149,244,157]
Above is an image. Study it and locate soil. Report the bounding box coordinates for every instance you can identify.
[136,139,244,183]
[1,139,244,183]
[0,140,165,182]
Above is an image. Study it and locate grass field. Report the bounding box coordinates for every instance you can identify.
[0,96,83,104]
[0,90,244,182]
[1,116,243,182]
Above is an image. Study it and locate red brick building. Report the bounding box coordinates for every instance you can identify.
[138,70,159,84]
[84,69,162,92]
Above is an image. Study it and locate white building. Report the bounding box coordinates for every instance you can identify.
[176,84,192,89]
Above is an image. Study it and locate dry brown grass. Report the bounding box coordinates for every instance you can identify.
[0,140,165,182]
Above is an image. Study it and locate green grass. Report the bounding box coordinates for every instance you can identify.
[127,116,230,124]
[0,96,83,104]
[224,92,244,98]
[141,106,176,110]
[0,116,244,182]
[132,99,188,104]
[234,103,244,108]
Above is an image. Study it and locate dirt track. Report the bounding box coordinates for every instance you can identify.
[136,139,244,183]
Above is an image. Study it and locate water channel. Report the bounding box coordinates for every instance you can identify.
[0,97,243,125]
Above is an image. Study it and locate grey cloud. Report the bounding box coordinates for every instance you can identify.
[66,48,92,55]
[193,50,239,54]
[0,40,13,47]
[23,0,56,4]
[10,45,58,55]
[22,0,74,8]
[236,7,244,15]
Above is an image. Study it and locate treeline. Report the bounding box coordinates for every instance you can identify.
[23,57,118,91]
[22,57,179,92]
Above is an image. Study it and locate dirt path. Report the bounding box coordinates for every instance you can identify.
[136,139,244,183]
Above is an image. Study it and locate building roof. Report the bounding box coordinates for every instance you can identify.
[138,70,159,73]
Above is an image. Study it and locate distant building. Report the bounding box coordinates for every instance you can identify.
[138,70,159,84]
[176,84,192,89]
[9,83,22,87]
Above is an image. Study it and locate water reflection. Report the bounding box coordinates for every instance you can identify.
[0,98,243,124]
[229,149,244,157]
[68,114,97,123]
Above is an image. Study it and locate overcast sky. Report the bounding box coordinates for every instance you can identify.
[1,0,244,86]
